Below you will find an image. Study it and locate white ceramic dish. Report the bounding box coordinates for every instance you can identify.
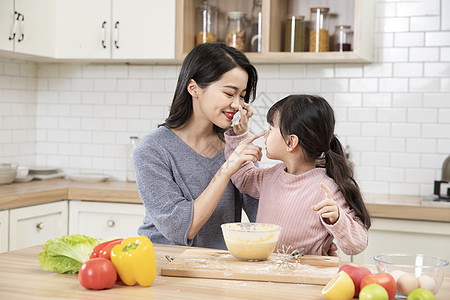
[67,174,111,183]
[33,172,65,180]
[14,176,34,183]
[29,167,59,175]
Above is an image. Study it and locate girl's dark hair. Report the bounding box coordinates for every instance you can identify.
[159,43,258,139]
[267,94,371,229]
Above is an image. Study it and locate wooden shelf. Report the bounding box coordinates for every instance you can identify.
[176,0,374,64]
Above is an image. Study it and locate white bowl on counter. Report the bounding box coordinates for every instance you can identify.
[16,166,30,178]
[0,163,18,185]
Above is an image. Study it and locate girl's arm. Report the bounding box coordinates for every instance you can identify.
[313,184,368,255]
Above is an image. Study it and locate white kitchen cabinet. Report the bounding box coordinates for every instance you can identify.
[0,0,14,51]
[351,218,450,264]
[0,210,8,253]
[0,0,56,57]
[69,200,145,239]
[55,0,110,59]
[9,201,68,251]
[55,0,176,60]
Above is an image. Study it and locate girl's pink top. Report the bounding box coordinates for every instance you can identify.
[225,131,368,255]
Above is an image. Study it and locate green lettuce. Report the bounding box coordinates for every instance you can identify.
[38,234,99,274]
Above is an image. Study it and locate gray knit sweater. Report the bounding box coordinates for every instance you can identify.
[133,126,258,250]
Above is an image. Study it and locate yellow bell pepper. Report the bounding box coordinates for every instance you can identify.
[110,236,157,287]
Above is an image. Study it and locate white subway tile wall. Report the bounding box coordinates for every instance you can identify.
[0,0,449,196]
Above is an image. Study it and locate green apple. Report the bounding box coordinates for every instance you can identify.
[406,288,436,300]
[359,283,389,300]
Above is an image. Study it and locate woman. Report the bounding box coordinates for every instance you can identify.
[133,43,258,249]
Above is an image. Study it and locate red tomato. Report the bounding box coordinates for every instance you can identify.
[361,273,397,300]
[78,258,117,290]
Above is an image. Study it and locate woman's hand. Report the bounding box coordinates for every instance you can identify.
[222,132,264,176]
[233,103,254,135]
[312,183,340,224]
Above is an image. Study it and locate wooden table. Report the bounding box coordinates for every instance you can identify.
[0,244,449,300]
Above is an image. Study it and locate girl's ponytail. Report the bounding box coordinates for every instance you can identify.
[326,136,371,229]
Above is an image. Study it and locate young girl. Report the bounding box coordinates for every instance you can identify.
[224,94,371,255]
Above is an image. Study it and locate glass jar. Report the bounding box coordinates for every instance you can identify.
[309,7,330,52]
[249,0,262,52]
[225,11,247,52]
[333,25,352,51]
[126,136,139,182]
[284,14,305,52]
[196,1,217,45]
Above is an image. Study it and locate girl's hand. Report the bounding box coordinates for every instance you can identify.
[222,132,264,176]
[233,103,254,135]
[312,183,340,224]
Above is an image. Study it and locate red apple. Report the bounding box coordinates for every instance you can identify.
[339,263,372,297]
[361,273,397,300]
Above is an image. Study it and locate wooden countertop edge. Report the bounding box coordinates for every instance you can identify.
[0,188,69,210]
[366,203,450,222]
[67,188,141,204]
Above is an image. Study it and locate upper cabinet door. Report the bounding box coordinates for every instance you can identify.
[0,1,15,52]
[111,0,176,59]
[55,0,111,59]
[14,0,56,57]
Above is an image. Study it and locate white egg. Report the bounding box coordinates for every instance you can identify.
[418,274,436,293]
[390,270,406,282]
[397,274,419,295]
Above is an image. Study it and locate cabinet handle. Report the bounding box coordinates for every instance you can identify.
[113,21,119,49]
[106,220,115,227]
[17,13,25,42]
[101,21,107,48]
[36,222,44,230]
[8,11,20,40]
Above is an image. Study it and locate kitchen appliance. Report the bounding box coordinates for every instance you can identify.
[423,155,450,202]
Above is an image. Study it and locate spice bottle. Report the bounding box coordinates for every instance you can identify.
[333,25,352,51]
[225,11,247,52]
[196,1,217,45]
[249,0,262,52]
[284,14,305,52]
[309,7,329,52]
[126,136,139,182]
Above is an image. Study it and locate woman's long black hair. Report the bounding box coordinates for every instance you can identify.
[159,43,258,140]
[267,94,371,229]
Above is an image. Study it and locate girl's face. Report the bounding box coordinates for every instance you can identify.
[264,113,287,161]
[193,67,248,129]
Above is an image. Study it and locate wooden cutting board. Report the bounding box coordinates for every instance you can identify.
[161,248,340,285]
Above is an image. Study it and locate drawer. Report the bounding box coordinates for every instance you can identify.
[69,200,145,239]
[9,201,68,251]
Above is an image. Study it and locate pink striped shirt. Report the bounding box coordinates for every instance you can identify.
[225,131,368,255]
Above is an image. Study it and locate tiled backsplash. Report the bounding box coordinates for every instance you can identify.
[1,0,449,196]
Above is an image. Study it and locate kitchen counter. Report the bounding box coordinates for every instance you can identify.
[0,178,449,222]
[0,244,449,300]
